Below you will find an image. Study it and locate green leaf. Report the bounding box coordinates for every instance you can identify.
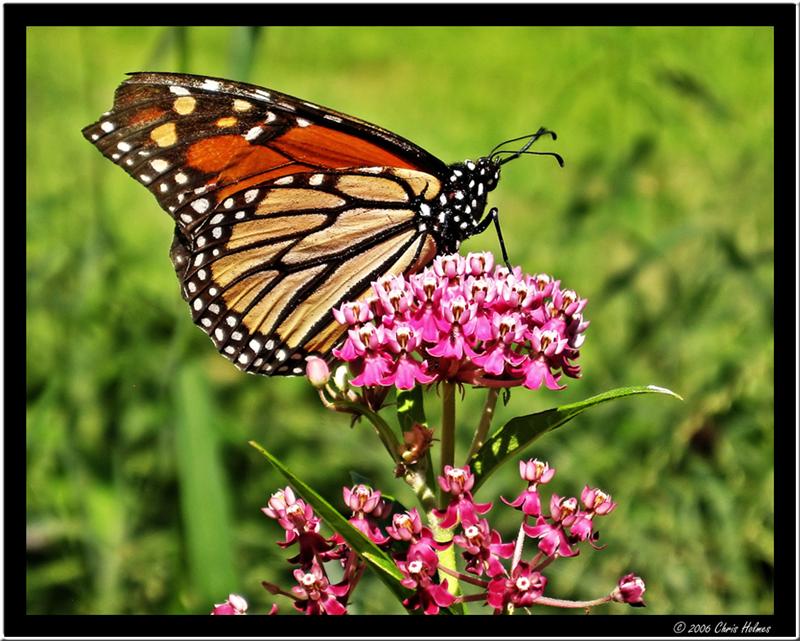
[396,387,427,431]
[469,385,683,491]
[248,440,410,605]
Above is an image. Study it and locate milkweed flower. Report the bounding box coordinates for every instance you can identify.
[290,564,350,615]
[211,593,248,615]
[611,573,647,607]
[486,562,547,612]
[433,465,492,528]
[331,252,588,390]
[502,459,556,517]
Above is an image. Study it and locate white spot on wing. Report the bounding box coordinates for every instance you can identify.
[244,126,263,141]
[191,198,210,213]
[150,159,169,173]
[170,86,191,96]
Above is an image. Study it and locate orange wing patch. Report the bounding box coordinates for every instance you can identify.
[272,124,418,170]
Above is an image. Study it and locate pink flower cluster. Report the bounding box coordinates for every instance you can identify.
[218,459,644,615]
[331,252,589,390]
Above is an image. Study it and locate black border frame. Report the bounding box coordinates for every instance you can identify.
[11,4,797,638]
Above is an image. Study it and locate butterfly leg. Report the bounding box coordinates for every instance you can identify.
[474,207,512,269]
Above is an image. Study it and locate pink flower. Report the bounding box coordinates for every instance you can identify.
[581,486,617,515]
[290,564,349,615]
[261,494,339,567]
[343,484,383,515]
[328,252,587,391]
[305,357,330,388]
[523,516,578,558]
[386,509,449,567]
[522,495,582,558]
[486,562,547,612]
[453,519,515,577]
[396,554,455,615]
[332,300,373,327]
[520,459,556,484]
[434,465,492,528]
[211,593,248,615]
[611,573,647,607]
[381,324,436,389]
[501,459,555,517]
[343,484,389,545]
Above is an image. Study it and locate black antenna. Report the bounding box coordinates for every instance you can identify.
[481,128,564,269]
[492,149,564,167]
[489,127,559,165]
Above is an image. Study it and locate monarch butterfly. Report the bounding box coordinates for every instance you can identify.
[82,72,562,376]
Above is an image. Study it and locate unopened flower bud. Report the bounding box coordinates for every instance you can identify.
[305,357,330,388]
[611,573,647,607]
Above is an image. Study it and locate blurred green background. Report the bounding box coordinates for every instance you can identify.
[26,26,773,615]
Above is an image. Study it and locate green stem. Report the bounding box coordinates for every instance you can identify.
[439,382,456,490]
[466,387,499,462]
[404,468,438,514]
[425,509,460,600]
[433,382,459,598]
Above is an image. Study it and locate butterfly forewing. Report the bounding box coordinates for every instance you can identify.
[83,72,486,376]
[82,73,447,227]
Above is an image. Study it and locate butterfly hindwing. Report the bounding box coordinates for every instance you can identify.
[169,167,440,373]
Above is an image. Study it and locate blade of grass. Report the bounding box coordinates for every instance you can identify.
[175,367,237,605]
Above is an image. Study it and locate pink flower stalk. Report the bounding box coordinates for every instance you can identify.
[611,573,647,607]
[486,562,547,612]
[330,252,588,390]
[211,593,248,615]
[290,564,350,615]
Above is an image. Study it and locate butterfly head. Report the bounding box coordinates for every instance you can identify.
[442,156,500,226]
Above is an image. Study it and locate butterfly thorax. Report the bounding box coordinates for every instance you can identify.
[426,157,500,253]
